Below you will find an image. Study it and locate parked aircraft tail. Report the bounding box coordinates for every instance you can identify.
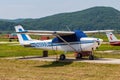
[106,32,118,42]
[15,25,33,46]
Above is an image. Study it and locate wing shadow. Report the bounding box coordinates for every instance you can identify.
[36,60,73,68]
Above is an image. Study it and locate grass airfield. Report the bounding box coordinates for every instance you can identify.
[0,59,120,80]
[0,44,120,80]
[0,34,120,80]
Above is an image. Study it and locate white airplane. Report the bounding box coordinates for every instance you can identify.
[15,25,103,60]
[106,32,120,46]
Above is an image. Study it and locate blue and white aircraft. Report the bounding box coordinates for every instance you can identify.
[15,25,103,60]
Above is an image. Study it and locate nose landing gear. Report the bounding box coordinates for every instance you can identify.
[89,55,94,60]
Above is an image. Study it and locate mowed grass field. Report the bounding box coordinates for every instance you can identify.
[0,34,120,80]
[0,59,120,80]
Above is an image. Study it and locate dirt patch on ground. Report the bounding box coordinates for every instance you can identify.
[5,56,120,64]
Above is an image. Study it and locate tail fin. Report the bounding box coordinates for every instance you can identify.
[15,25,32,45]
[106,32,118,42]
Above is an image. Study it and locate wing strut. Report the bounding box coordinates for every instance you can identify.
[54,33,77,52]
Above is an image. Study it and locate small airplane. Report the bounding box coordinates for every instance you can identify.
[15,25,103,60]
[106,32,120,46]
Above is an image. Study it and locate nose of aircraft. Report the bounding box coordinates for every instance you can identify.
[96,38,103,46]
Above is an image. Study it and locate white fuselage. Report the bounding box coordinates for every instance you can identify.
[22,37,102,53]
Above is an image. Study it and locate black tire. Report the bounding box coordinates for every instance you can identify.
[9,39,12,42]
[59,54,66,60]
[89,55,94,60]
[76,53,82,59]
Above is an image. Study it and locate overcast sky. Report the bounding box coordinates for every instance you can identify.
[0,0,120,19]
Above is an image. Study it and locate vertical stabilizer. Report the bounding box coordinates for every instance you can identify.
[15,25,32,45]
[106,32,118,42]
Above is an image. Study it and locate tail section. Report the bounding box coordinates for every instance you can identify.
[106,32,118,42]
[15,25,32,46]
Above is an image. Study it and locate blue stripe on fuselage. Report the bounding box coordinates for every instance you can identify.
[30,40,95,47]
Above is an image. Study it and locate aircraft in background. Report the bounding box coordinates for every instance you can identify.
[15,25,103,60]
[106,32,120,46]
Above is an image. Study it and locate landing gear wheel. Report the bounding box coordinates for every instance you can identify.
[76,53,82,59]
[59,54,66,60]
[89,55,94,60]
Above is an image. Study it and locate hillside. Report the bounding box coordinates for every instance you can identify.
[0,6,120,32]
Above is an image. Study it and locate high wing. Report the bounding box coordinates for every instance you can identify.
[16,25,74,36]
[16,25,114,36]
[19,30,114,36]
[84,30,114,34]
[26,30,74,36]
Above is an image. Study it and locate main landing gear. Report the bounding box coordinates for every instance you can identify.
[75,52,94,60]
[59,54,66,60]
[59,52,94,60]
[76,53,82,59]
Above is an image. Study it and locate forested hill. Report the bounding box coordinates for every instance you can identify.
[0,6,120,32]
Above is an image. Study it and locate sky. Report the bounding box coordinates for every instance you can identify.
[0,0,120,19]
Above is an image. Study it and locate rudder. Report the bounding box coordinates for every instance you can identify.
[15,25,32,45]
[106,32,118,42]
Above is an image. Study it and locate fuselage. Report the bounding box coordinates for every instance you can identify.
[110,41,120,46]
[22,37,103,53]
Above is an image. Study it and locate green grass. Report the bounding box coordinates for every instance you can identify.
[95,52,120,59]
[94,44,120,58]
[97,44,120,51]
[0,44,43,57]
[0,43,64,57]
